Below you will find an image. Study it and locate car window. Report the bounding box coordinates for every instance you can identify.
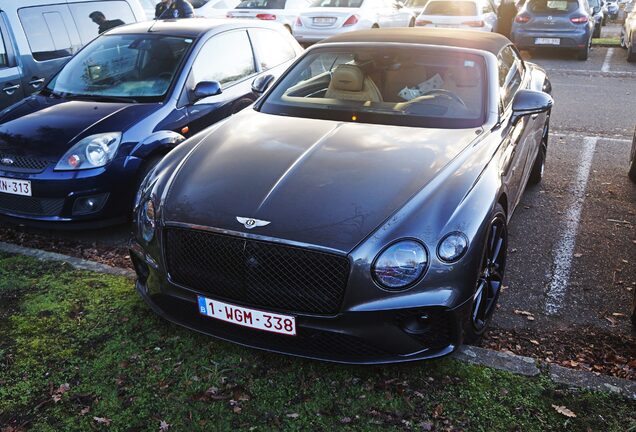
[19,7,75,62]
[498,46,523,109]
[68,1,136,44]
[311,0,364,6]
[528,0,580,13]
[423,1,478,15]
[46,34,193,101]
[250,29,296,70]
[0,30,8,68]
[260,46,487,129]
[236,0,287,8]
[191,31,256,88]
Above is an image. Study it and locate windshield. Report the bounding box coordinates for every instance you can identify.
[259,46,487,129]
[310,0,364,7]
[237,0,286,8]
[423,1,478,15]
[528,0,579,13]
[45,34,192,102]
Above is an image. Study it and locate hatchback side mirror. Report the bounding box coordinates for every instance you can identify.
[193,81,222,101]
[511,89,553,124]
[252,74,276,95]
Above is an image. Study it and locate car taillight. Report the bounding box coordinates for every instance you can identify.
[294,16,302,26]
[515,14,530,23]
[462,20,485,27]
[570,15,589,23]
[415,19,432,26]
[343,14,359,26]
[256,13,277,20]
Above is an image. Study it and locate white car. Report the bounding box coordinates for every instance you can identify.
[195,0,242,18]
[293,0,416,44]
[227,0,312,31]
[415,0,498,32]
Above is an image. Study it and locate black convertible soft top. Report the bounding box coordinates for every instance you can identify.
[321,28,511,56]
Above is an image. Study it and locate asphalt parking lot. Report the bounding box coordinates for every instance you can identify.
[1,27,635,351]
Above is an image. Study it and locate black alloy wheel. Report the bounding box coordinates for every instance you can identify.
[466,204,507,343]
[628,134,636,183]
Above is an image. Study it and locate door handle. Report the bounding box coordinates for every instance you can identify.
[2,84,20,95]
[28,78,45,88]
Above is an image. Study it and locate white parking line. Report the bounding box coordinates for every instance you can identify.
[551,132,631,143]
[601,48,614,73]
[544,136,598,315]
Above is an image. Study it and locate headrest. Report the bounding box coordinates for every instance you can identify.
[331,65,364,92]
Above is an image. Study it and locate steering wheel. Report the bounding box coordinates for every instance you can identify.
[407,89,467,108]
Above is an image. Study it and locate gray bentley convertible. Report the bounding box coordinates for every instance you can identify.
[130,28,553,363]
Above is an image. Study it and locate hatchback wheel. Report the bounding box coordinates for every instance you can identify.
[628,42,636,63]
[465,204,507,344]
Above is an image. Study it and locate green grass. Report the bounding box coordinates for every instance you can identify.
[1,253,635,431]
[593,37,622,46]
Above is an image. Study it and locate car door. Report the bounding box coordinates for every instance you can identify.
[0,14,24,110]
[183,30,259,134]
[497,46,536,209]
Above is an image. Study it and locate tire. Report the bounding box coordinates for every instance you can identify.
[464,203,507,344]
[593,24,601,38]
[628,42,636,63]
[577,42,590,60]
[372,23,379,28]
[528,143,547,186]
[628,134,636,183]
[621,29,627,49]
[408,18,415,27]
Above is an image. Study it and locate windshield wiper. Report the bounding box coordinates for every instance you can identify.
[62,93,139,103]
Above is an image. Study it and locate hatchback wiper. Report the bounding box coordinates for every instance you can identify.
[63,93,139,103]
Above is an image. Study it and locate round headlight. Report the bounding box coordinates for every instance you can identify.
[85,141,109,166]
[139,199,156,242]
[437,232,469,263]
[372,240,428,290]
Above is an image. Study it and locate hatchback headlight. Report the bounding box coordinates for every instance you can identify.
[55,132,122,170]
[437,232,469,263]
[372,240,428,289]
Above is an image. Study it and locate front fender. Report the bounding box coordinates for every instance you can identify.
[129,130,186,159]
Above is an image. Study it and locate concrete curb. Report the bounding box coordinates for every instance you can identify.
[1,243,634,399]
[0,241,135,279]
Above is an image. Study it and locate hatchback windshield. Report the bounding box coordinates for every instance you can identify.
[45,34,192,102]
[528,0,579,13]
[310,0,364,7]
[260,46,487,129]
[423,0,478,15]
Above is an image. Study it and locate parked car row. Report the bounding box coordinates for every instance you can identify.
[621,0,636,61]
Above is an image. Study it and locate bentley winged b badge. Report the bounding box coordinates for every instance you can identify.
[236,216,271,230]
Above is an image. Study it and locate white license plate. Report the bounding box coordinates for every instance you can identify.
[197,295,296,336]
[313,17,336,24]
[0,177,31,196]
[535,38,560,45]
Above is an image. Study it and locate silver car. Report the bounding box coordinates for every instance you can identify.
[293,0,415,44]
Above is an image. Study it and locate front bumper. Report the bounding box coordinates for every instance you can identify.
[0,156,142,227]
[130,241,473,364]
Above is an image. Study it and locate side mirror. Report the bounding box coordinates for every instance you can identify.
[193,81,222,101]
[511,89,553,124]
[251,74,276,95]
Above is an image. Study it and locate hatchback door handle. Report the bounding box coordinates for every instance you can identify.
[29,78,45,88]
[2,84,20,95]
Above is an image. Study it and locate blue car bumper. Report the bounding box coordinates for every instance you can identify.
[511,29,591,49]
[0,156,143,227]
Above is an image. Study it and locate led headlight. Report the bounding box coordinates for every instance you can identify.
[372,240,428,289]
[55,132,122,170]
[139,198,157,243]
[437,232,469,263]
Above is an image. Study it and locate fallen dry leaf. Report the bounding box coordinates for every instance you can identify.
[93,416,112,426]
[612,313,626,317]
[552,405,577,418]
[530,339,540,346]
[286,413,299,419]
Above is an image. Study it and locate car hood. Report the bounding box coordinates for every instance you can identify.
[0,96,161,160]
[164,111,479,252]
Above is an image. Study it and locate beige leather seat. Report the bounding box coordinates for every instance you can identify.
[325,64,383,102]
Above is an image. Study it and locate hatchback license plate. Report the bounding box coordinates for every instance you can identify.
[197,295,296,336]
[0,177,31,196]
[535,38,560,45]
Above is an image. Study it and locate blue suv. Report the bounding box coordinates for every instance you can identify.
[511,0,595,60]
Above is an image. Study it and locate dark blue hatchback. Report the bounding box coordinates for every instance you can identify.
[0,19,302,227]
